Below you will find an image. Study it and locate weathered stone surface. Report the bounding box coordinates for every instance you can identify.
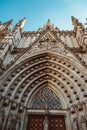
[0,17,87,130]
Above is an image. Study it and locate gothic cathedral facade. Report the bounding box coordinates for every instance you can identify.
[0,17,87,130]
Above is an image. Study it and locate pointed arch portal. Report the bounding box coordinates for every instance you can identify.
[1,52,87,130]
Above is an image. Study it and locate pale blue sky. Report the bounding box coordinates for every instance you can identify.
[0,0,87,31]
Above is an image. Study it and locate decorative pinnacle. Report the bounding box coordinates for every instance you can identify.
[19,17,26,28]
[71,16,78,25]
[47,19,52,26]
[4,20,13,27]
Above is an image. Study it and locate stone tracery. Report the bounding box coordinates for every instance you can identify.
[31,86,62,109]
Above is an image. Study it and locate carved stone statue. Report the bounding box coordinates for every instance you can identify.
[80,115,87,130]
[72,117,79,130]
[43,116,49,130]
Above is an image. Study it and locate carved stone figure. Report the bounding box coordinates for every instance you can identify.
[72,117,79,130]
[43,116,49,130]
[80,115,87,130]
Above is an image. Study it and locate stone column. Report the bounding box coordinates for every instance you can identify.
[66,109,72,130]
[19,107,26,130]
[74,105,80,130]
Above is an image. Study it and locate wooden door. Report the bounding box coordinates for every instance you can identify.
[49,115,66,130]
[27,114,66,130]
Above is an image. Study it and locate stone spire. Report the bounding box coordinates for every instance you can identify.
[71,16,83,30]
[12,18,26,34]
[0,20,12,31]
[71,16,78,25]
[19,17,26,28]
[3,20,13,28]
[15,17,26,29]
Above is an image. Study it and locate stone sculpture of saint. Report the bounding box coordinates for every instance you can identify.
[43,116,49,130]
[80,116,87,130]
[72,117,79,130]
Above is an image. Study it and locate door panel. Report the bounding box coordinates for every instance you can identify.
[27,114,66,130]
[27,115,44,130]
[49,115,66,130]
